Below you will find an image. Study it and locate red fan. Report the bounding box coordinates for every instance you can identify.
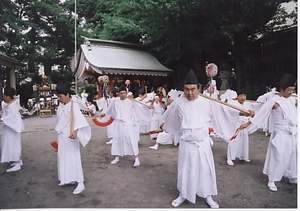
[51,141,58,150]
[208,127,214,134]
[92,115,114,127]
[230,129,240,141]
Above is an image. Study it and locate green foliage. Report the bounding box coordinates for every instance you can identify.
[78,84,98,101]
[88,0,294,67]
[0,0,297,100]
[1,0,74,79]
[51,68,73,85]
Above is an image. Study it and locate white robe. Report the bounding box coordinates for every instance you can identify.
[72,95,88,111]
[155,131,180,146]
[87,103,96,114]
[106,98,116,139]
[249,95,297,181]
[256,89,276,134]
[163,95,239,203]
[135,97,151,134]
[220,89,237,102]
[156,102,181,146]
[227,100,250,160]
[81,92,88,106]
[1,100,24,163]
[96,97,115,139]
[105,98,149,156]
[203,80,219,99]
[149,102,164,139]
[55,101,91,184]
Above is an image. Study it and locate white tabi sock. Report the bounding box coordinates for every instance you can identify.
[149,144,158,150]
[205,195,219,208]
[111,156,119,164]
[133,157,140,167]
[73,182,85,195]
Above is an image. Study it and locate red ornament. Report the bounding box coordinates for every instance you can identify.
[230,129,240,141]
[51,141,58,150]
[92,116,114,127]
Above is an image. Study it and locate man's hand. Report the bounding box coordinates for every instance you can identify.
[69,129,78,139]
[140,94,147,100]
[239,121,251,130]
[207,86,215,94]
[240,110,255,117]
[159,122,165,130]
[248,110,255,117]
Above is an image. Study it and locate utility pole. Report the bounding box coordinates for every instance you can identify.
[74,0,78,94]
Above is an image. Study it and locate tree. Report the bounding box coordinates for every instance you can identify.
[88,0,294,88]
[0,0,76,103]
[0,0,296,102]
[265,1,297,32]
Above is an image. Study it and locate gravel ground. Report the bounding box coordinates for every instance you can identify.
[0,114,297,210]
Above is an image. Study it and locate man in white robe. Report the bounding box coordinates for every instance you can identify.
[149,90,181,150]
[96,87,118,144]
[86,101,96,117]
[203,79,220,99]
[101,85,150,167]
[239,74,297,192]
[55,82,91,195]
[163,70,249,208]
[227,90,252,166]
[81,89,88,106]
[149,95,164,139]
[220,88,237,103]
[149,130,180,150]
[1,87,25,172]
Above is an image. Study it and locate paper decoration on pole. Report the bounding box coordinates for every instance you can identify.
[98,75,109,96]
[204,63,218,95]
[206,63,218,77]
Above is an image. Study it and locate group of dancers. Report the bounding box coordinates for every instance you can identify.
[0,71,297,208]
[94,71,297,208]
